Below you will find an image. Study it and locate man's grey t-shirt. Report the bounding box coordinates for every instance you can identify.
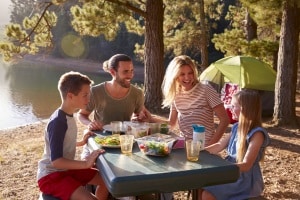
[86,82,144,125]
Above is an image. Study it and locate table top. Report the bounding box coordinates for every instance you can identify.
[88,134,239,197]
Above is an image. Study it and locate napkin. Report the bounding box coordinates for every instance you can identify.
[172,137,185,149]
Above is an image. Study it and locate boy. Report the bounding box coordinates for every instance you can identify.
[37,71,108,200]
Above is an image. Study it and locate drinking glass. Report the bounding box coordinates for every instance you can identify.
[111,121,123,135]
[119,135,134,155]
[185,139,201,162]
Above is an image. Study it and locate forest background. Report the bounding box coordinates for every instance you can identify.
[1,0,299,128]
[0,0,299,199]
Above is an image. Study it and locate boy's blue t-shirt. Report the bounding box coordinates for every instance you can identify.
[37,109,77,180]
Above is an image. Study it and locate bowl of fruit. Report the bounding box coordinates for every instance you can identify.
[135,133,176,156]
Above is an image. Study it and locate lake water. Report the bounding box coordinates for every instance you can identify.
[0,59,115,130]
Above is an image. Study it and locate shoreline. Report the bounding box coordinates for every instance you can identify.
[0,54,145,131]
[23,54,104,74]
[0,119,48,132]
[23,54,145,81]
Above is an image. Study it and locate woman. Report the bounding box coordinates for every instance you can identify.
[148,55,229,146]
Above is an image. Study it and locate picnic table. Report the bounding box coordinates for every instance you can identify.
[88,132,239,199]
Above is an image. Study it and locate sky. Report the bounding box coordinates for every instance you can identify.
[0,0,12,26]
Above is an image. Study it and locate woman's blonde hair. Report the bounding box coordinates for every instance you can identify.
[234,89,263,162]
[162,55,199,107]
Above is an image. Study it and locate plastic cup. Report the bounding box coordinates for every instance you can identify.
[111,121,123,135]
[119,135,134,155]
[185,140,201,162]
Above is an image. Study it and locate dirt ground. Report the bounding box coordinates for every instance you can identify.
[0,93,299,200]
[0,56,299,199]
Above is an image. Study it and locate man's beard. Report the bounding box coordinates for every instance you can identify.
[116,76,130,88]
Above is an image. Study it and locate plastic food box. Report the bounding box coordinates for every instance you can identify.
[131,125,149,138]
[135,133,176,156]
[122,121,149,139]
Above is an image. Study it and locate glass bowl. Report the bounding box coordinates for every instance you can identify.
[135,134,176,156]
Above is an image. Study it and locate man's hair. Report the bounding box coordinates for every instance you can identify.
[58,71,93,99]
[102,54,132,72]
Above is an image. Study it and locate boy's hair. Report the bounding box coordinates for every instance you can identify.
[58,71,93,99]
[102,54,132,72]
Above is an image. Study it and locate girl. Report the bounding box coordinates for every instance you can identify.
[201,89,270,200]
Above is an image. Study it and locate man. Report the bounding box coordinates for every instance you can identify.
[78,54,145,159]
[78,54,145,130]
[78,54,145,200]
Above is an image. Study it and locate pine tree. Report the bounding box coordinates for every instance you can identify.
[0,0,226,113]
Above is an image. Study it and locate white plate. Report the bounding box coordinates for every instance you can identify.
[94,135,121,148]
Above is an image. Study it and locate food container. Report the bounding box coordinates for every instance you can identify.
[160,123,170,134]
[135,133,176,156]
[146,122,161,135]
[126,122,149,138]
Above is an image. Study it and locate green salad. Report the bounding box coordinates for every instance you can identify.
[160,123,169,134]
[94,135,120,146]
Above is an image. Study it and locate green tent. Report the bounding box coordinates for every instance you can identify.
[200,56,276,91]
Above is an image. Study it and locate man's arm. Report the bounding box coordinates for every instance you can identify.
[77,109,103,130]
[77,109,92,126]
[134,107,168,123]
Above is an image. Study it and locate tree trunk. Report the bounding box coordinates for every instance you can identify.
[199,0,208,71]
[244,9,257,41]
[144,0,164,113]
[273,0,300,127]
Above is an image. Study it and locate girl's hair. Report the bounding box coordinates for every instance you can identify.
[162,55,199,107]
[103,54,132,72]
[58,71,93,99]
[233,89,263,162]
